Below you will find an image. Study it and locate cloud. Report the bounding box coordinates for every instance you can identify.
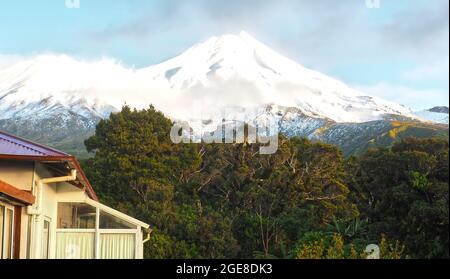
[380,2,449,53]
[402,60,449,81]
[0,54,24,70]
[88,1,448,70]
[355,82,449,110]
[2,0,448,110]
[378,1,449,84]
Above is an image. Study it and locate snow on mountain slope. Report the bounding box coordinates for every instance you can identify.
[0,54,137,119]
[413,107,449,124]
[1,31,416,139]
[139,31,412,123]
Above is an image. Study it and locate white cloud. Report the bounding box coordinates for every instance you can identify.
[402,59,449,81]
[355,82,449,111]
[2,1,448,112]
[0,54,24,70]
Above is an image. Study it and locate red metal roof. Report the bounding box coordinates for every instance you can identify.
[0,130,69,157]
[0,130,98,201]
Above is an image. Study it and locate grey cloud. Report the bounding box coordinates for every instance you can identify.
[87,0,448,79]
[377,0,449,64]
[381,2,448,48]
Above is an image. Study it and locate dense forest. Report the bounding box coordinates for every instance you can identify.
[82,106,449,259]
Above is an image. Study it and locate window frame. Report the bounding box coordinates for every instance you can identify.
[55,198,144,259]
[41,218,51,259]
[56,202,97,229]
[0,201,15,260]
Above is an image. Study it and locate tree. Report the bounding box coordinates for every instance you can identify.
[82,106,447,259]
[347,138,449,258]
[295,233,404,259]
[83,106,237,258]
[187,136,357,258]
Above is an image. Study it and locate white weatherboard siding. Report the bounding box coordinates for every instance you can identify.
[0,161,34,191]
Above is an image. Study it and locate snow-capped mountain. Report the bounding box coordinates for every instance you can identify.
[0,31,444,157]
[139,31,412,123]
[413,106,449,124]
[1,32,412,124]
[0,54,134,119]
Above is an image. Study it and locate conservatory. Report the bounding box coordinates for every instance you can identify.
[54,198,150,259]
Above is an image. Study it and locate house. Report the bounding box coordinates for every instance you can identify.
[0,130,151,259]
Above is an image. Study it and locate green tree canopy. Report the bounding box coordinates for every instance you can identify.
[82,106,448,259]
[347,138,449,258]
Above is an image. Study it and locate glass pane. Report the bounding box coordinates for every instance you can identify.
[100,233,135,259]
[56,232,95,259]
[57,203,96,229]
[41,220,50,259]
[0,205,4,258]
[4,209,13,259]
[99,211,135,229]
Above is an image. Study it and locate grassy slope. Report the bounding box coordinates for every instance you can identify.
[366,121,449,153]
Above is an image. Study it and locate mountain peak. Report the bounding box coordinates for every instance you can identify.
[207,30,259,46]
[139,32,411,122]
[140,30,307,91]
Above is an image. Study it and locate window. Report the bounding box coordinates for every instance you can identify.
[5,209,13,258]
[57,203,96,229]
[41,219,50,259]
[56,201,141,259]
[56,232,95,259]
[0,203,14,259]
[100,233,135,259]
[100,211,135,229]
[0,205,3,257]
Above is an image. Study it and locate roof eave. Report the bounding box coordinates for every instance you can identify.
[0,179,36,205]
[0,154,99,201]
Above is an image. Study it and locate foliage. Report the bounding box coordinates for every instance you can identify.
[83,106,449,259]
[347,138,449,258]
[295,233,404,259]
[379,234,405,260]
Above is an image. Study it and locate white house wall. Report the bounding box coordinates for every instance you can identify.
[0,160,34,191]
[32,162,90,259]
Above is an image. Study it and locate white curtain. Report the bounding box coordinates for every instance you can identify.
[56,232,95,259]
[100,234,135,259]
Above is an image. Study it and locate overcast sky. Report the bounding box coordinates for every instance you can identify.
[0,0,448,110]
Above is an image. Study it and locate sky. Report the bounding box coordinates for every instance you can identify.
[0,0,448,110]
